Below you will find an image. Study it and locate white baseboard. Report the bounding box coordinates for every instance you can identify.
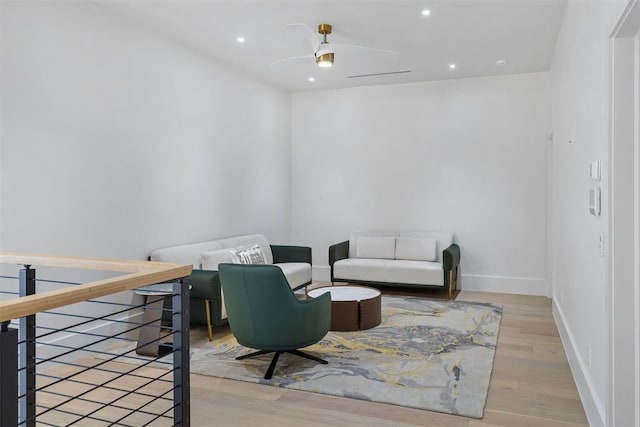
[553,300,605,426]
[461,274,548,296]
[312,266,548,296]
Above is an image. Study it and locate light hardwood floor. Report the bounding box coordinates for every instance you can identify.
[188,289,587,426]
[37,288,587,426]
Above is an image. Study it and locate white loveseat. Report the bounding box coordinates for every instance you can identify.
[150,234,312,340]
[329,231,461,299]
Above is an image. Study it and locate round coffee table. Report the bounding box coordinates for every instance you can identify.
[307,285,382,331]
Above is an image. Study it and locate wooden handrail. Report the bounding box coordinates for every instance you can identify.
[0,253,192,322]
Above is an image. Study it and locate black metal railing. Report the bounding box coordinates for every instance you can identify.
[0,256,191,426]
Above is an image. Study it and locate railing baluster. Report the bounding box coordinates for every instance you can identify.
[19,266,36,427]
[0,321,19,427]
[173,279,191,426]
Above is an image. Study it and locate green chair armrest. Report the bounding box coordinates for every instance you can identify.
[329,241,349,266]
[329,240,349,282]
[285,292,331,343]
[270,245,312,264]
[443,243,461,271]
[185,269,220,301]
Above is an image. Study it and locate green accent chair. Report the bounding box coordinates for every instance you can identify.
[218,263,331,380]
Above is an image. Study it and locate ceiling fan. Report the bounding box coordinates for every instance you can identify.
[270,23,400,68]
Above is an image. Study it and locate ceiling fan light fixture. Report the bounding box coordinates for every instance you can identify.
[316,52,334,67]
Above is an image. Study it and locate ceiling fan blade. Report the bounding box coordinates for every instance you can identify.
[270,54,314,66]
[348,70,412,79]
[287,23,320,52]
[337,43,401,56]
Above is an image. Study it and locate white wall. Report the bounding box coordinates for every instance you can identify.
[291,72,551,295]
[0,1,291,355]
[0,1,291,260]
[549,0,629,425]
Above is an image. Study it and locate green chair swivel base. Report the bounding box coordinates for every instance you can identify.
[218,263,331,380]
[236,349,328,380]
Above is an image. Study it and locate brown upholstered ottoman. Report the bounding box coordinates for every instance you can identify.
[307,286,381,331]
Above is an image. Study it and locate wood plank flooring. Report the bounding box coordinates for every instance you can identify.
[37,288,587,426]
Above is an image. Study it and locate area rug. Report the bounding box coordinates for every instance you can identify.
[188,296,502,419]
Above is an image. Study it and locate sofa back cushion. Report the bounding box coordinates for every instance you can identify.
[356,236,397,259]
[201,248,235,270]
[217,234,273,264]
[150,241,224,268]
[349,231,398,259]
[398,231,453,263]
[395,237,437,261]
[348,231,454,263]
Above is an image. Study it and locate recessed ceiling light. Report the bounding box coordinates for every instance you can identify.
[496,59,507,66]
[308,77,315,82]
[236,36,245,43]
[449,63,456,69]
[421,9,431,16]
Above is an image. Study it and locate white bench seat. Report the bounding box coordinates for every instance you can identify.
[333,258,443,285]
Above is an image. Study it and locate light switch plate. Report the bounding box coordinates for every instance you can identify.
[590,160,601,181]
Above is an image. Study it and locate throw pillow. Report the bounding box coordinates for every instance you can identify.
[356,236,397,259]
[201,248,235,270]
[229,244,266,265]
[395,237,437,261]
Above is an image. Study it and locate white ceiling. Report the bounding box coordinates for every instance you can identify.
[99,0,567,93]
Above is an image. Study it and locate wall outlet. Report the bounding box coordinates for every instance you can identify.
[587,345,591,367]
[589,187,601,216]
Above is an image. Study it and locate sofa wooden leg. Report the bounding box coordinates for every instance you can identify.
[205,299,214,342]
[448,270,454,300]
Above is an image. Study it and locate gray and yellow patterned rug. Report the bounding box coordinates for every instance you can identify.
[188,296,502,419]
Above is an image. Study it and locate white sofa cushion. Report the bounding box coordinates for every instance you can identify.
[201,248,235,270]
[150,241,224,268]
[386,260,444,285]
[349,231,398,258]
[333,258,444,286]
[333,258,390,282]
[398,231,453,263]
[274,263,311,289]
[354,235,397,259]
[395,237,437,262]
[217,234,273,264]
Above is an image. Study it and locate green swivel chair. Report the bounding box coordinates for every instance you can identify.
[218,264,331,380]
